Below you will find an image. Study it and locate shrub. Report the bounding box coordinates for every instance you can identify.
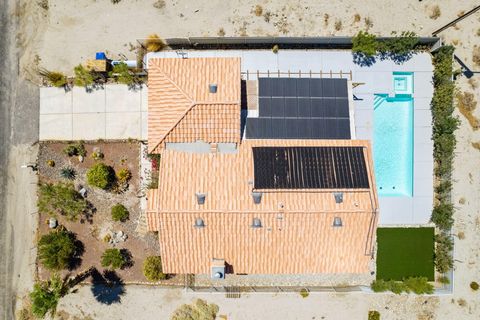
[60,167,76,180]
[111,204,129,222]
[116,168,132,184]
[30,275,67,318]
[353,14,361,23]
[371,279,388,292]
[109,62,134,85]
[470,281,479,290]
[73,64,95,87]
[372,277,433,294]
[299,288,309,298]
[403,277,434,294]
[145,34,166,52]
[429,5,441,19]
[437,276,450,284]
[63,142,86,157]
[46,159,55,167]
[87,163,115,189]
[38,229,78,271]
[217,28,226,37]
[379,31,418,56]
[473,47,480,66]
[143,256,167,281]
[352,31,377,58]
[171,299,219,320]
[368,310,380,320]
[91,151,104,160]
[39,69,67,87]
[38,183,87,221]
[364,17,373,29]
[431,203,454,231]
[272,44,279,54]
[101,248,127,270]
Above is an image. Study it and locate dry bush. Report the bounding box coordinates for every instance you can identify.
[477,28,480,36]
[263,11,272,23]
[468,78,478,89]
[334,19,343,31]
[457,231,465,239]
[324,13,330,26]
[473,46,480,66]
[457,298,467,307]
[353,14,361,23]
[364,17,373,29]
[217,28,226,37]
[458,197,466,204]
[457,10,465,17]
[153,0,165,9]
[452,39,459,46]
[430,5,441,19]
[145,34,166,52]
[253,4,263,17]
[472,141,480,150]
[456,91,480,130]
[37,0,48,10]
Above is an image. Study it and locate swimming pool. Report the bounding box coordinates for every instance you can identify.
[373,72,414,197]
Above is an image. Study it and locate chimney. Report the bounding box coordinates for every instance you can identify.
[333,217,343,227]
[251,217,262,228]
[334,192,343,204]
[209,83,218,93]
[196,192,206,205]
[194,217,205,228]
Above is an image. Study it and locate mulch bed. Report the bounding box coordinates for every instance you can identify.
[36,141,182,285]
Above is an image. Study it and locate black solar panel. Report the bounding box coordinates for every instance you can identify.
[252,146,369,189]
[247,78,351,140]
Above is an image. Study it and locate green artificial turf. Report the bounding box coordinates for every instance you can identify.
[376,227,434,281]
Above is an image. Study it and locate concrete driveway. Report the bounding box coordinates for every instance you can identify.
[40,84,147,140]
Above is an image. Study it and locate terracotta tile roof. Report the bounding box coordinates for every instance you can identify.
[148,58,241,152]
[146,139,379,274]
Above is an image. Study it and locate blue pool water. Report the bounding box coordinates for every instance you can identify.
[373,72,414,197]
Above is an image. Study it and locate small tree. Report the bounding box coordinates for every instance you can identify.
[470,281,479,291]
[87,163,115,189]
[352,31,377,58]
[38,182,88,221]
[73,64,96,87]
[171,299,219,320]
[101,248,127,270]
[145,34,166,52]
[143,256,167,281]
[39,69,67,87]
[368,311,380,320]
[111,204,129,222]
[109,62,134,85]
[38,229,79,271]
[30,275,67,318]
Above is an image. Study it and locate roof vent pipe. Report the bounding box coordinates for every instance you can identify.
[251,218,262,228]
[334,192,343,204]
[333,217,343,227]
[252,192,262,204]
[209,83,218,93]
[194,218,205,228]
[196,193,206,205]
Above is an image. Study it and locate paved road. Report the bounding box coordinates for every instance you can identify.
[0,0,39,318]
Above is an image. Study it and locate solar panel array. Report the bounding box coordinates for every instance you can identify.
[252,146,370,189]
[246,78,351,139]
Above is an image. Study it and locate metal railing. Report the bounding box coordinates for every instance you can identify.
[242,70,352,80]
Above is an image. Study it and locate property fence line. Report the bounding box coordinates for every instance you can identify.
[432,5,480,36]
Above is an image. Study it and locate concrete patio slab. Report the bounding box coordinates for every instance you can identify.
[415,127,433,144]
[39,88,72,114]
[106,112,141,139]
[106,85,142,112]
[72,113,106,140]
[378,197,413,225]
[354,109,374,128]
[354,127,373,140]
[414,161,434,179]
[39,114,72,140]
[414,177,434,198]
[413,72,434,98]
[141,86,148,112]
[414,109,432,127]
[72,87,106,113]
[414,97,433,110]
[413,197,434,223]
[141,111,148,140]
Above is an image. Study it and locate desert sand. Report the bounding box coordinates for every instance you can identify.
[8,0,480,319]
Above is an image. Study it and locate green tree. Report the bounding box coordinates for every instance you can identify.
[111,204,129,222]
[38,229,79,271]
[171,299,219,320]
[352,31,377,57]
[30,275,67,318]
[380,31,419,55]
[143,256,167,281]
[109,62,134,85]
[101,248,127,270]
[87,163,115,190]
[38,183,87,221]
